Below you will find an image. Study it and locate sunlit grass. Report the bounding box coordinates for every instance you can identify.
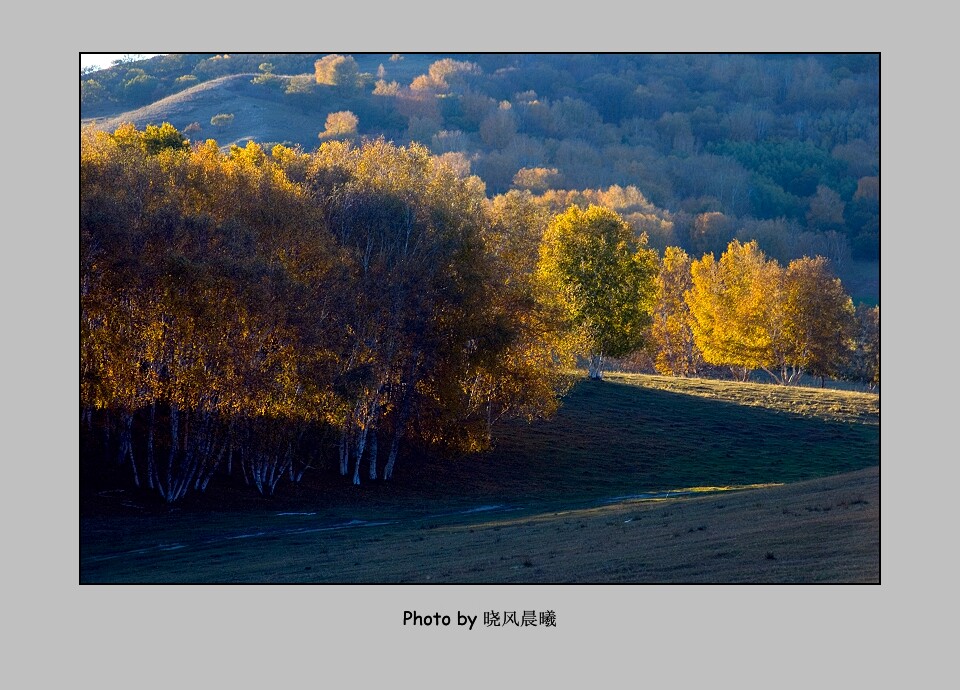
[438,482,785,531]
[603,372,879,424]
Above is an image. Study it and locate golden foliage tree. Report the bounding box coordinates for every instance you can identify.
[537,204,659,379]
[847,304,879,389]
[687,240,856,384]
[781,256,856,385]
[650,246,703,376]
[314,54,360,87]
[686,240,780,381]
[319,110,359,140]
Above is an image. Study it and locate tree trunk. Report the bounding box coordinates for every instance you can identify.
[352,424,369,486]
[226,419,234,476]
[368,431,379,481]
[383,386,413,481]
[588,353,604,380]
[119,411,139,488]
[241,450,251,486]
[101,408,112,463]
[384,432,402,481]
[146,403,156,489]
[339,432,350,476]
[163,404,180,502]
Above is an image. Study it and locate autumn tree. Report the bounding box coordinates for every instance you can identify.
[82,124,342,500]
[315,54,360,87]
[141,122,190,153]
[690,211,735,258]
[512,167,559,192]
[650,246,703,376]
[479,103,518,149]
[210,113,234,128]
[481,190,577,429]
[845,304,879,389]
[319,110,359,139]
[304,139,571,483]
[687,240,857,385]
[806,184,845,231]
[409,58,481,95]
[686,240,781,381]
[537,204,659,379]
[780,256,856,386]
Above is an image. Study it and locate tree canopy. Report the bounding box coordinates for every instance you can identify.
[81,124,575,499]
[686,240,858,384]
[81,120,876,505]
[537,204,659,379]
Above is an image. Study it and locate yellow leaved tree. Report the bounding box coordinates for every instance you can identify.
[537,204,659,380]
[687,240,856,385]
[686,240,781,381]
[650,246,703,377]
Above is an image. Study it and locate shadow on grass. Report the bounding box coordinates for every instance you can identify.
[81,377,879,583]
[415,378,879,509]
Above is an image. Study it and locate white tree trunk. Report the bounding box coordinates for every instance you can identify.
[368,431,378,481]
[588,353,604,380]
[383,432,402,481]
[119,411,139,488]
[146,403,156,489]
[339,432,350,476]
[162,404,180,501]
[352,425,369,486]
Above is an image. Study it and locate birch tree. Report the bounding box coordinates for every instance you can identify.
[536,204,658,379]
[780,256,856,386]
[650,246,703,377]
[686,240,781,381]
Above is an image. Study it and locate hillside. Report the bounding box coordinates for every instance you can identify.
[83,54,450,150]
[87,73,339,149]
[82,52,880,292]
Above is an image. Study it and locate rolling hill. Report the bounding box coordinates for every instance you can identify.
[81,52,880,303]
[86,73,332,149]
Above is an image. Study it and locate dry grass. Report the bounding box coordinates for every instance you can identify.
[80,467,878,583]
[80,374,880,584]
[608,372,880,424]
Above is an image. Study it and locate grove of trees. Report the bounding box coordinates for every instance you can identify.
[81,124,579,501]
[81,122,879,504]
[684,240,858,384]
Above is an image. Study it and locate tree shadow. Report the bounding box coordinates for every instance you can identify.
[423,378,880,508]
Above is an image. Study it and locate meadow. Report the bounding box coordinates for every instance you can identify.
[80,373,879,583]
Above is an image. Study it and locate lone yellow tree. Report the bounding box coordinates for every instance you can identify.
[537,204,658,379]
[319,111,359,140]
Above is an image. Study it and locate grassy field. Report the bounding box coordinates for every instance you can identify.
[80,373,879,583]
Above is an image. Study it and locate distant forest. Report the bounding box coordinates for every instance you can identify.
[82,53,879,270]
